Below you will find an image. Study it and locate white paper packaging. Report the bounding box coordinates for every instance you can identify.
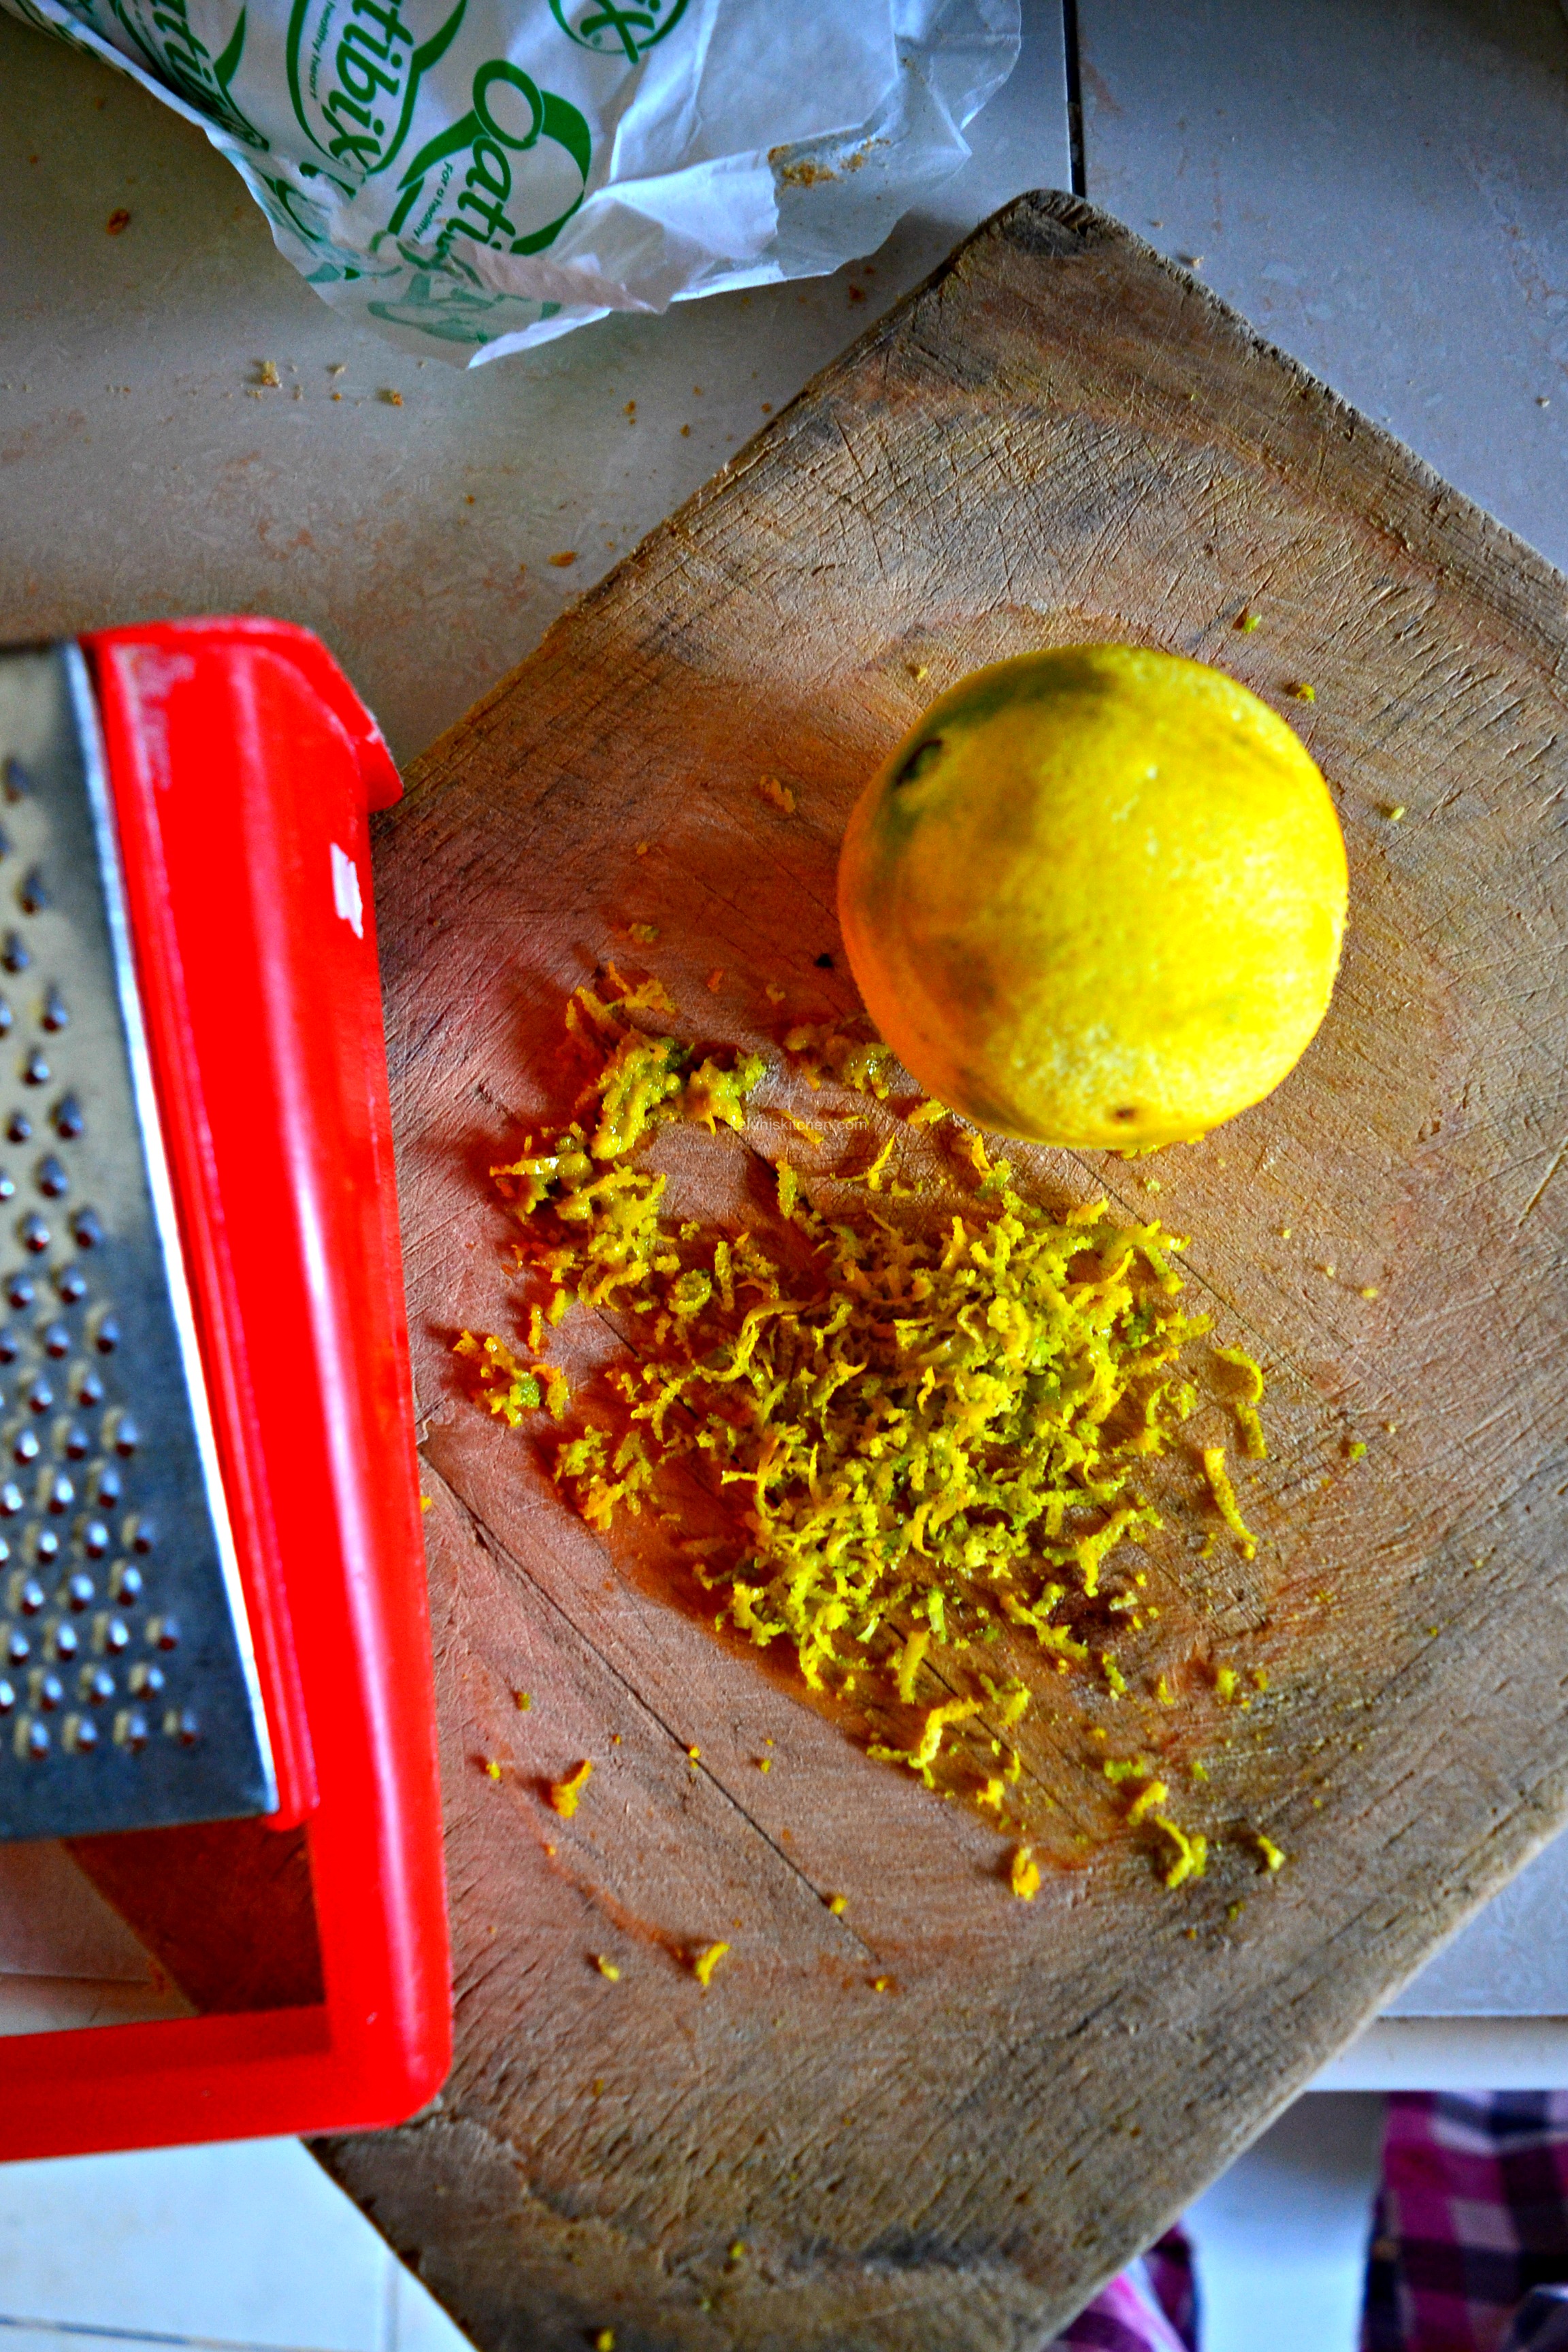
[3,0,1022,363]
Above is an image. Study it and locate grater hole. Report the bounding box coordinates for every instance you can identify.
[0,1680,14,1714]
[5,1633,25,1666]
[165,1708,199,1748]
[54,1267,85,1304]
[0,1004,11,1039]
[114,1709,147,1752]
[125,1514,154,1554]
[26,1379,51,1414]
[12,1432,37,1467]
[40,990,67,1034]
[2,936,29,976]
[64,1571,93,1609]
[31,1528,57,1565]
[59,1424,89,1461]
[71,1209,103,1250]
[49,1622,76,1661]
[90,1464,120,1508]
[22,1053,48,1088]
[35,1158,67,1199]
[6,1116,27,1146]
[148,1614,179,1652]
[128,1661,163,1699]
[0,1330,18,1367]
[43,1473,72,1515]
[90,1314,118,1355]
[98,1616,129,1655]
[52,1094,82,1140]
[14,1580,42,1616]
[18,1215,47,1254]
[65,1714,97,1754]
[0,1175,13,1203]
[5,1277,32,1311]
[32,1672,62,1711]
[16,1718,48,1759]
[73,1371,103,1409]
[109,1561,141,1603]
[39,1323,67,1359]
[80,1521,109,1561]
[2,758,30,803]
[109,1414,137,1458]
[80,1665,113,1704]
[18,872,48,918]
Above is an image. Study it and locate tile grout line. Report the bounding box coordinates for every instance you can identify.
[0,2316,372,2352]
[1061,0,1086,196]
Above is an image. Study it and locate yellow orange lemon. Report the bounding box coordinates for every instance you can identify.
[837,644,1348,1149]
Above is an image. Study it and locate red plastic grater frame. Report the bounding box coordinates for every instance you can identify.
[0,618,451,2155]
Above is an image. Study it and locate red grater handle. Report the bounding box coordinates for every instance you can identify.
[15,617,455,2146]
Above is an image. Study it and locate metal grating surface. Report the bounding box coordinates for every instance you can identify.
[0,645,274,1839]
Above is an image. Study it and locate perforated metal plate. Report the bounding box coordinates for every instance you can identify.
[0,645,274,1839]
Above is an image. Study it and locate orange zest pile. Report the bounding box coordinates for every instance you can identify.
[459,970,1272,1888]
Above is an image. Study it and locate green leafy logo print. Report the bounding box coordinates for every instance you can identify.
[107,0,267,146]
[367,271,561,343]
[384,61,591,263]
[286,0,467,177]
[549,0,687,63]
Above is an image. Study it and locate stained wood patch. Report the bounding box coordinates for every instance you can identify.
[314,193,1568,2350]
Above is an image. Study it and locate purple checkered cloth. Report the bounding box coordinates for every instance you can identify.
[1049,2228,1198,2351]
[1363,2095,1568,2352]
[1050,2095,1568,2351]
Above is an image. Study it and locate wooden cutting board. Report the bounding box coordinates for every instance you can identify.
[315,192,1568,2349]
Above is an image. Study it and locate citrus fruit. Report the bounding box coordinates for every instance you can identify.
[837,644,1348,1151]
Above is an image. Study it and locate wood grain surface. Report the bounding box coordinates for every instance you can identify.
[314,192,1568,2349]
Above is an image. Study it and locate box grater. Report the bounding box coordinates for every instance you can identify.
[0,642,273,1839]
[0,618,449,2159]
